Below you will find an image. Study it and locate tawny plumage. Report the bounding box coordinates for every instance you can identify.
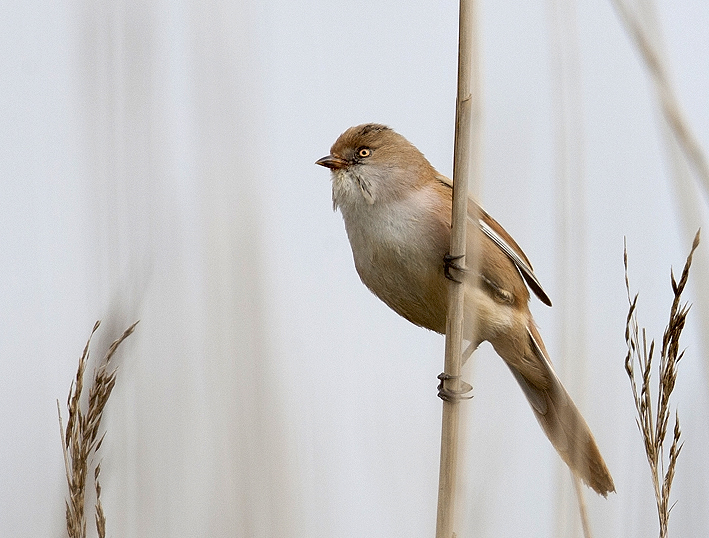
[317,123,614,496]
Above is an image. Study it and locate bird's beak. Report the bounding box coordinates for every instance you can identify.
[315,154,349,170]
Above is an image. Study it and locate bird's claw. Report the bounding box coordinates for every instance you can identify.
[437,372,473,402]
[443,253,465,283]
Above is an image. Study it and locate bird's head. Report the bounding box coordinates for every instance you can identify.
[316,123,436,210]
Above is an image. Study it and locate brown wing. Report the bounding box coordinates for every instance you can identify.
[476,205,552,306]
[436,175,551,306]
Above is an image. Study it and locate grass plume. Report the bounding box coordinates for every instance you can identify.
[58,320,138,538]
[624,229,699,538]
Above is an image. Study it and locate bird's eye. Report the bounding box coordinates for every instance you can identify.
[357,147,371,158]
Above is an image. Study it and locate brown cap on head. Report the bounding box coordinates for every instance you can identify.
[315,123,432,175]
[316,124,394,169]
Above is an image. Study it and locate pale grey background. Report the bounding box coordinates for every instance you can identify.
[1,0,708,537]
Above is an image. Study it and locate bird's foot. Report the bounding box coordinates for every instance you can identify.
[443,253,465,283]
[437,372,473,402]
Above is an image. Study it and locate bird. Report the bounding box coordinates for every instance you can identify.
[315,123,615,496]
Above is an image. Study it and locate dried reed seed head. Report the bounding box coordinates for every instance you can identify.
[623,229,698,538]
[60,320,139,538]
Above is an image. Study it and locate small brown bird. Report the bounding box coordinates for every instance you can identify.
[316,123,615,496]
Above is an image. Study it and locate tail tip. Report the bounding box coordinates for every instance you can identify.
[586,471,616,498]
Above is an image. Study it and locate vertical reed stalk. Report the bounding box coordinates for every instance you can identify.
[436,0,481,536]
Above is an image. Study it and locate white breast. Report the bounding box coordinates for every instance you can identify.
[335,180,449,331]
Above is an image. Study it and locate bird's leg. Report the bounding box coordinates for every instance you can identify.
[441,255,475,400]
[437,341,479,401]
[461,340,479,366]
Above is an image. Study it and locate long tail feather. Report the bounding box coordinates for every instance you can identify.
[505,325,615,496]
